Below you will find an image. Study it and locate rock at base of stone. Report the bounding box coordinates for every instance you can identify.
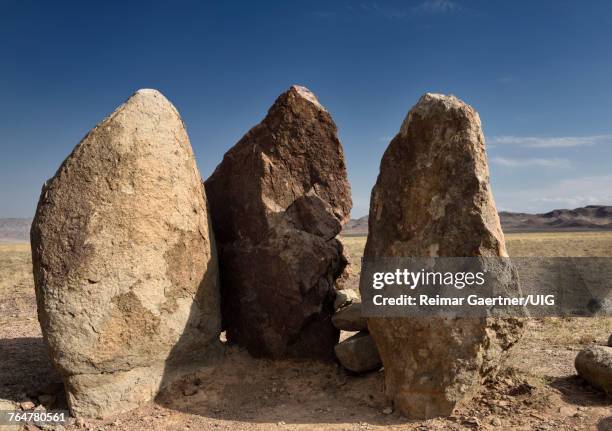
[332,302,367,331]
[608,333,612,347]
[334,289,360,311]
[575,345,612,394]
[334,332,381,373]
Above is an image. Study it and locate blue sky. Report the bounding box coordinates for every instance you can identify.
[1,0,612,218]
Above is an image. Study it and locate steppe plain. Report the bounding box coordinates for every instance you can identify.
[1,231,611,430]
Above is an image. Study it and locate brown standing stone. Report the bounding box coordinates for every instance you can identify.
[31,89,221,418]
[364,93,523,418]
[205,85,352,359]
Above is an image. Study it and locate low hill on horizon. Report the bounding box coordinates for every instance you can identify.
[343,205,612,236]
[0,218,32,242]
[3,205,612,241]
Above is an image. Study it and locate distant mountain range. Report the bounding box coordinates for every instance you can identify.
[0,218,32,242]
[343,205,612,236]
[499,205,612,231]
[2,205,611,241]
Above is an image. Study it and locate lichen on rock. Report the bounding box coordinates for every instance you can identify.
[364,93,524,418]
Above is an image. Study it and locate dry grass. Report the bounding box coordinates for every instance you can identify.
[342,231,612,265]
[0,242,36,329]
[505,231,612,257]
[1,235,611,430]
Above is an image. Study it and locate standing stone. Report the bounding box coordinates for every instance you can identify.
[205,85,352,359]
[31,89,221,418]
[364,93,523,418]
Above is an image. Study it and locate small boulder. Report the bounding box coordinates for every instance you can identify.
[334,332,382,373]
[575,345,612,394]
[332,302,367,331]
[19,400,35,411]
[334,289,360,311]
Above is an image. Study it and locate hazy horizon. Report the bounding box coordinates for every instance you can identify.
[2,200,612,221]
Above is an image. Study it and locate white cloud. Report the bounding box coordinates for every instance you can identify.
[313,0,458,21]
[491,157,571,168]
[488,134,612,148]
[494,175,612,213]
[418,0,458,13]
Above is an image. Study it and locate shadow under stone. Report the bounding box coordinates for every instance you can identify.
[0,336,66,408]
[155,339,402,426]
[549,374,612,407]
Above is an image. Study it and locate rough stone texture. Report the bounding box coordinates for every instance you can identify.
[363,93,524,418]
[575,345,612,394]
[205,85,352,359]
[332,302,367,332]
[30,89,221,418]
[334,332,382,373]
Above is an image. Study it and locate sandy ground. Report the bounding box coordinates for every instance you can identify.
[0,233,611,430]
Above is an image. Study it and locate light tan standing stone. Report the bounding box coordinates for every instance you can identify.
[364,93,523,418]
[31,89,221,418]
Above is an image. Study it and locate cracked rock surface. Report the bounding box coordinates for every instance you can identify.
[206,85,352,360]
[364,93,524,419]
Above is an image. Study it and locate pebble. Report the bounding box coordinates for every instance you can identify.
[20,400,35,410]
[382,407,393,415]
[463,416,480,427]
